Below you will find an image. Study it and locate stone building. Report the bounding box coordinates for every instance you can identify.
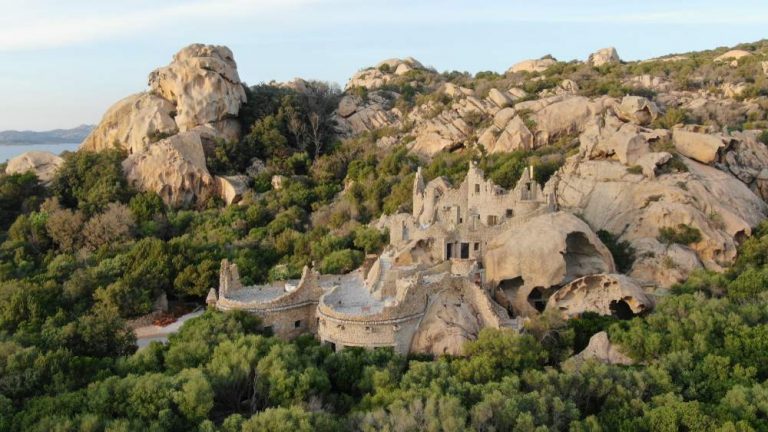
[211,162,653,355]
[387,161,557,263]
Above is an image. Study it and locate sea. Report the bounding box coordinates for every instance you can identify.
[0,143,80,163]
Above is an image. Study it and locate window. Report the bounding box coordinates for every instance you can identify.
[474,242,479,251]
[506,209,514,218]
[460,242,470,259]
[474,184,480,193]
[487,215,498,226]
[446,243,453,259]
[294,320,301,328]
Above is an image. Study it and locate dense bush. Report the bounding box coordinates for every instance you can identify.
[597,230,636,273]
[658,224,703,245]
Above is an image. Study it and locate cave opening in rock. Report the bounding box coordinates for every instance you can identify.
[609,300,634,320]
[564,232,606,280]
[527,287,549,312]
[499,277,524,294]
[497,277,524,317]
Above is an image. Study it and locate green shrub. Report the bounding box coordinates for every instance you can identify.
[626,165,643,175]
[758,130,768,146]
[652,107,690,129]
[658,224,702,245]
[319,249,363,274]
[597,230,636,273]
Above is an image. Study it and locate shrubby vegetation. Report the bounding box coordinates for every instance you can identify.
[5,138,768,429]
[5,43,768,429]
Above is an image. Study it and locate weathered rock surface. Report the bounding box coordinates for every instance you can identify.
[80,93,178,154]
[714,49,752,62]
[346,58,426,90]
[507,57,557,74]
[672,129,730,164]
[409,287,483,356]
[550,124,767,287]
[568,331,634,366]
[485,211,615,317]
[122,131,215,208]
[5,151,64,183]
[615,96,660,126]
[525,95,613,145]
[83,45,245,153]
[148,44,246,138]
[588,47,621,67]
[546,274,654,318]
[719,130,768,201]
[215,175,249,205]
[335,92,402,136]
[81,44,247,206]
[478,115,534,153]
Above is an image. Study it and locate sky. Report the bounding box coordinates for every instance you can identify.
[1,0,768,131]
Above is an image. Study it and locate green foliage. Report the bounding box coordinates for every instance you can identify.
[51,149,131,214]
[597,230,636,273]
[758,130,768,146]
[319,249,363,274]
[658,224,703,245]
[652,107,690,129]
[128,192,166,222]
[0,172,45,229]
[9,39,768,432]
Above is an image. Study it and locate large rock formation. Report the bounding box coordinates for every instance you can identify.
[546,274,654,318]
[5,151,64,183]
[517,95,614,146]
[714,49,752,63]
[507,57,557,74]
[122,131,215,208]
[550,113,768,287]
[80,93,178,155]
[568,331,634,366]
[80,44,247,206]
[148,44,246,139]
[335,92,402,136]
[615,96,660,126]
[346,57,426,90]
[484,211,615,317]
[409,286,484,356]
[672,129,730,164]
[588,47,621,67]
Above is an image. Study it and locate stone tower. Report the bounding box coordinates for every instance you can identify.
[219,259,243,297]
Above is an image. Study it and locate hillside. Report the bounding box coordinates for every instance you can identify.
[2,40,768,431]
[0,124,93,145]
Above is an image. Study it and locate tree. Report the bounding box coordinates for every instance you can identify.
[128,192,166,222]
[173,369,214,423]
[82,203,135,251]
[45,204,85,253]
[319,249,363,274]
[51,149,131,214]
[0,172,45,229]
[296,81,341,159]
[242,406,339,432]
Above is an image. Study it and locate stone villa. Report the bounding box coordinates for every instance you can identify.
[208,162,652,355]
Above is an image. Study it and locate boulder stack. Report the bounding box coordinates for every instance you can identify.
[80,44,247,206]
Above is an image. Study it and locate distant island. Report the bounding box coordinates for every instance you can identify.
[0,124,93,145]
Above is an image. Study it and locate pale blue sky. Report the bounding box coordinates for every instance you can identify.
[1,0,767,131]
